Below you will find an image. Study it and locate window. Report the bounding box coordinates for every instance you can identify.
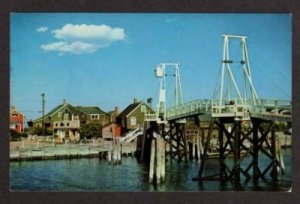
[67,123,69,126]
[64,113,69,121]
[130,117,136,126]
[91,114,99,120]
[74,115,79,120]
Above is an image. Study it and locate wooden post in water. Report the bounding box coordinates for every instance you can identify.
[192,137,196,160]
[161,136,166,182]
[117,138,121,164]
[149,131,166,184]
[149,139,156,183]
[156,135,162,184]
[108,150,112,163]
[276,137,285,174]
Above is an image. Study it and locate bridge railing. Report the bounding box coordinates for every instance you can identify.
[210,98,252,119]
[166,99,212,120]
[250,99,291,117]
[147,98,291,122]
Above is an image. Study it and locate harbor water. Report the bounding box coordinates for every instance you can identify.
[10,149,291,191]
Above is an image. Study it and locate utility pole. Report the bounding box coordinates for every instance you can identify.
[41,93,45,136]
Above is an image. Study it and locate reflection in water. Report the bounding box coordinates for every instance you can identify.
[10,149,291,191]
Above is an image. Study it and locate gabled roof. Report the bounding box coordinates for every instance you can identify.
[33,104,65,123]
[33,102,108,123]
[75,106,108,115]
[118,101,154,118]
[33,103,81,122]
[118,102,142,118]
[102,122,119,128]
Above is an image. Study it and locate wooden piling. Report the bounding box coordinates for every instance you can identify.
[160,135,166,182]
[156,136,161,184]
[276,137,285,174]
[149,139,156,183]
[192,137,196,160]
[108,151,112,163]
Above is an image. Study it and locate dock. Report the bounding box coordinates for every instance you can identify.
[10,140,137,162]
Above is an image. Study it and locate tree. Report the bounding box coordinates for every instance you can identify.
[79,122,102,139]
[29,127,53,136]
[9,129,27,141]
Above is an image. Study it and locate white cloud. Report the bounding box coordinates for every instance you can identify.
[41,24,126,55]
[52,24,126,42]
[37,26,48,32]
[41,41,98,55]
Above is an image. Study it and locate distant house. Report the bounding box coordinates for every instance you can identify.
[10,106,24,132]
[117,98,154,134]
[107,107,120,123]
[102,122,121,140]
[31,101,110,142]
[75,106,110,126]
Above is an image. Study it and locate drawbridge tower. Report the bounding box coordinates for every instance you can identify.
[198,35,285,184]
[140,63,188,184]
[154,63,187,162]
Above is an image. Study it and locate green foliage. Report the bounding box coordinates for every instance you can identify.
[9,129,27,141]
[29,127,53,136]
[79,122,102,139]
[275,122,288,131]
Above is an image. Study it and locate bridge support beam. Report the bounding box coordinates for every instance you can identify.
[251,118,279,182]
[196,116,281,185]
[168,121,188,162]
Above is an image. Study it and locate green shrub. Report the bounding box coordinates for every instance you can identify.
[79,122,102,139]
[9,129,22,141]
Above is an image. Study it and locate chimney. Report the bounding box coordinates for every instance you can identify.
[133,98,139,104]
[147,97,152,107]
[114,106,120,115]
[63,99,67,105]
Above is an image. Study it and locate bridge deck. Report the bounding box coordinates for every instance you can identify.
[146,98,291,122]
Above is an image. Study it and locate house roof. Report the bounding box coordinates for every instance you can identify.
[75,106,108,115]
[33,102,109,123]
[118,101,154,118]
[118,102,142,118]
[33,104,65,123]
[102,122,119,128]
[33,104,106,123]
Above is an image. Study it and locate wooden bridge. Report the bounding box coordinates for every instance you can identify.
[138,34,292,185]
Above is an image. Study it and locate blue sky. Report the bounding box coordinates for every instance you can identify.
[10,13,291,121]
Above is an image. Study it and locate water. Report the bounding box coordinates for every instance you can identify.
[10,149,291,191]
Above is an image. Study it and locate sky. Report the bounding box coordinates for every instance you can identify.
[10,13,292,121]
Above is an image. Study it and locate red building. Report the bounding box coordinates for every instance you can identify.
[10,106,24,132]
[102,122,121,140]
